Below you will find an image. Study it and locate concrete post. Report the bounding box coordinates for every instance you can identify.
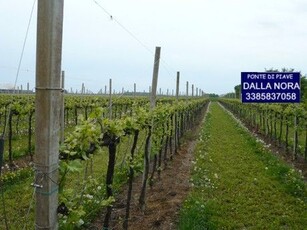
[60,70,65,144]
[176,72,180,101]
[109,79,112,119]
[186,81,189,98]
[150,47,161,109]
[192,84,194,97]
[34,0,64,229]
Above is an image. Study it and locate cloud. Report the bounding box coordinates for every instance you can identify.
[293,0,307,14]
[257,20,280,30]
[1,0,307,95]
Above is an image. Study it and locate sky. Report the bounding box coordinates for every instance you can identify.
[1,0,307,95]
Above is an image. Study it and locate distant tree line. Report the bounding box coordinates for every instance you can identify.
[207,93,219,98]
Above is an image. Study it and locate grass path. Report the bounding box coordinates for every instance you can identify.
[179,102,307,229]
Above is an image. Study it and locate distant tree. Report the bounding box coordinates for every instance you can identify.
[300,75,307,102]
[234,85,241,99]
[264,68,280,72]
[265,68,295,73]
[265,68,306,101]
[223,92,236,98]
[208,93,219,98]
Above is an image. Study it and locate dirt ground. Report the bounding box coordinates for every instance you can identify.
[90,137,197,230]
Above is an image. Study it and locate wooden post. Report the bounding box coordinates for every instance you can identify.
[109,79,112,119]
[34,0,64,229]
[134,83,136,97]
[60,70,65,145]
[176,72,180,101]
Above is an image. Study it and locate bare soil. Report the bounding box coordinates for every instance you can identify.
[90,138,197,230]
[0,155,33,174]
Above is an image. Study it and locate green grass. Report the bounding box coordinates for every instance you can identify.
[246,109,306,157]
[179,102,307,229]
[2,126,79,162]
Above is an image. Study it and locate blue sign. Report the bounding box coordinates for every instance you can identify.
[241,72,300,103]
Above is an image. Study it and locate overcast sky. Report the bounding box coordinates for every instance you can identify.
[1,0,307,95]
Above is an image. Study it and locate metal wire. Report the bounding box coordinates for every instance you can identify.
[13,0,37,93]
[22,187,36,230]
[0,0,36,221]
[91,0,176,80]
[92,0,153,56]
[2,0,37,139]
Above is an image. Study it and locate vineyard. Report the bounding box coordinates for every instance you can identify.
[0,94,209,229]
[220,99,307,162]
[1,0,307,229]
[0,94,306,229]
